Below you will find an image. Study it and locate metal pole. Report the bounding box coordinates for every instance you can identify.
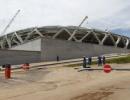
[68,16,88,41]
[1,9,20,35]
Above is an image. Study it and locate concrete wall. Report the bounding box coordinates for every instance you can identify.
[0,50,41,65]
[1,37,130,65]
[10,39,41,51]
[41,38,130,61]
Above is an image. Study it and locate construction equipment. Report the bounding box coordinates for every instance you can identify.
[1,9,20,35]
[68,16,88,41]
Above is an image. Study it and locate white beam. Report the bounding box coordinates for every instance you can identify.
[91,31,101,44]
[79,31,91,42]
[10,33,15,40]
[53,28,64,39]
[115,36,121,47]
[5,35,11,48]
[34,28,44,37]
[63,28,78,41]
[100,33,108,45]
[25,30,35,41]
[52,28,77,41]
[125,38,129,48]
[68,16,88,41]
[15,32,23,43]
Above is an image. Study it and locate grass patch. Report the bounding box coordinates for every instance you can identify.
[106,55,130,64]
[65,55,130,67]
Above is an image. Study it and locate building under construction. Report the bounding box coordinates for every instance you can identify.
[0,25,130,65]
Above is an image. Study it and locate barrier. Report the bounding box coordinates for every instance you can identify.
[78,64,130,73]
[22,63,30,71]
[4,64,11,79]
[103,64,112,73]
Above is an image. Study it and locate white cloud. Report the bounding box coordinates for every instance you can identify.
[0,0,130,35]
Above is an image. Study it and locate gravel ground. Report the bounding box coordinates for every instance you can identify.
[0,63,130,100]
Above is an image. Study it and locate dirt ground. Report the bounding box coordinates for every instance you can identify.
[0,63,130,100]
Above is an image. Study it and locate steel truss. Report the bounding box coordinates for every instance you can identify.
[0,26,129,49]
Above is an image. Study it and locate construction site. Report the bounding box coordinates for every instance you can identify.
[0,7,130,100]
[0,13,130,65]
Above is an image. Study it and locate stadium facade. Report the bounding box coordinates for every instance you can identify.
[0,26,130,65]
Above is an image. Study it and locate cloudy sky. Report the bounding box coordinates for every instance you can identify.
[0,0,130,36]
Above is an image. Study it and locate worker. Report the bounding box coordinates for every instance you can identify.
[86,57,89,68]
[56,56,59,61]
[97,56,102,66]
[83,56,86,68]
[88,57,92,65]
[83,56,91,68]
[102,56,106,65]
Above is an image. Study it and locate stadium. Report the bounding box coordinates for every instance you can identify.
[0,26,130,49]
[0,26,130,65]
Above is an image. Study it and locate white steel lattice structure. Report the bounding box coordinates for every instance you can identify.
[0,26,130,49]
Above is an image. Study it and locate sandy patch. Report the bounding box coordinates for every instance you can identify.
[0,63,130,100]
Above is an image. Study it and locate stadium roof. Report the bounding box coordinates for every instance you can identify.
[0,26,130,49]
